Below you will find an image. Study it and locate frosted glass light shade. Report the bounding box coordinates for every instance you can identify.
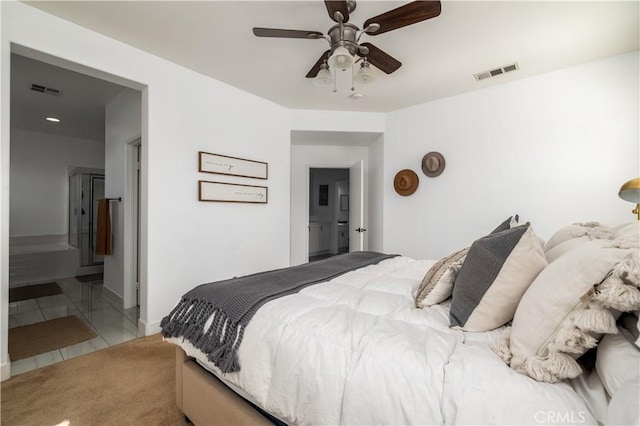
[328,46,354,70]
[354,62,375,84]
[313,67,333,87]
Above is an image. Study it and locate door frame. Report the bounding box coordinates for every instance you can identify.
[124,138,141,310]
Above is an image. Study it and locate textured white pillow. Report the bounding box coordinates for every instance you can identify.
[416,248,467,308]
[494,237,640,383]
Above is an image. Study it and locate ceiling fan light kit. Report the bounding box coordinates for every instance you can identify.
[253,0,441,92]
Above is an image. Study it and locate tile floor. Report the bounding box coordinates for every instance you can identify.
[8,277,139,376]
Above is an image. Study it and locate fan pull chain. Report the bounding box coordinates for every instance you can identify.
[333,68,337,93]
[351,66,355,91]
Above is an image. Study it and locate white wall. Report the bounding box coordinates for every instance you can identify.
[1,1,291,377]
[384,51,640,260]
[368,135,385,253]
[10,128,104,237]
[104,88,141,308]
[291,110,385,133]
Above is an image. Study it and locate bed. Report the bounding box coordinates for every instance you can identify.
[163,219,640,425]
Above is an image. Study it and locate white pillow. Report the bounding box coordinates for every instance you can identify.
[544,222,616,252]
[607,380,640,426]
[545,236,591,263]
[596,331,640,397]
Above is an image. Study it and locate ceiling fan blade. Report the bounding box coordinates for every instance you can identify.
[306,50,331,78]
[253,27,324,39]
[363,1,441,35]
[324,1,350,23]
[358,43,402,74]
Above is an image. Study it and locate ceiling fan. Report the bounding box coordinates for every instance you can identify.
[252,1,441,86]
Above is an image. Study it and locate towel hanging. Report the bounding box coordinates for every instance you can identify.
[95,198,112,256]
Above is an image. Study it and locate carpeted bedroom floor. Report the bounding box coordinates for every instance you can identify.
[1,334,189,425]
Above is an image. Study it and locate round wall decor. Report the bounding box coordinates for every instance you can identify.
[393,169,419,196]
[422,152,446,177]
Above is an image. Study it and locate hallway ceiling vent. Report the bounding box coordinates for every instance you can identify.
[473,63,519,81]
[30,83,63,97]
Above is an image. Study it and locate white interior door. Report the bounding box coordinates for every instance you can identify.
[349,160,365,252]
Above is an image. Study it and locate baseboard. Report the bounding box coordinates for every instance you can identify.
[1,358,11,381]
[138,318,161,337]
[101,285,123,310]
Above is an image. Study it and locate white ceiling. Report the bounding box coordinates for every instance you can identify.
[11,53,126,141]
[22,1,640,113]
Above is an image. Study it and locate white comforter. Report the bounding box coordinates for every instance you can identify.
[169,256,597,425]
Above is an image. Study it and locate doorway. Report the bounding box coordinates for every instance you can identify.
[7,50,143,376]
[308,168,349,262]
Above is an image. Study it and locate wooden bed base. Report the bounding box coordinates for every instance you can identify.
[175,346,273,425]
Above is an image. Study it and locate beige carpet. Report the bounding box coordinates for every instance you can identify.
[1,334,188,426]
[8,315,97,361]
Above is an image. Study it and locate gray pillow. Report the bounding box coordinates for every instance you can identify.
[490,214,520,234]
[450,223,547,331]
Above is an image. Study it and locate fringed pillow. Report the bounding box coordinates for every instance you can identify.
[492,236,640,383]
[543,222,616,253]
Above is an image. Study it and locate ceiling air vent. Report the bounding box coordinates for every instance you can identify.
[474,63,519,81]
[30,83,63,97]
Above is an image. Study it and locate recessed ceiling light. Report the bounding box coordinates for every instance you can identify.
[45,117,61,123]
[350,93,364,100]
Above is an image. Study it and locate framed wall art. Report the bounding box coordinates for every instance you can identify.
[199,180,268,204]
[199,151,268,180]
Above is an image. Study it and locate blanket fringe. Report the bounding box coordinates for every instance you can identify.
[160,298,243,373]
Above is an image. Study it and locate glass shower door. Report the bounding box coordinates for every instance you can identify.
[68,175,81,249]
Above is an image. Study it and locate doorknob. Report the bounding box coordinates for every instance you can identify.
[355,227,367,233]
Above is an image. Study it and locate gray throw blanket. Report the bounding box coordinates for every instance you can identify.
[161,251,397,373]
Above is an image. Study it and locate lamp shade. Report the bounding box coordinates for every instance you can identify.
[313,65,333,87]
[328,46,354,71]
[354,61,375,84]
[619,178,640,203]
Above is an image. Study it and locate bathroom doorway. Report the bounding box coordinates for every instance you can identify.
[308,168,350,262]
[7,50,143,376]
